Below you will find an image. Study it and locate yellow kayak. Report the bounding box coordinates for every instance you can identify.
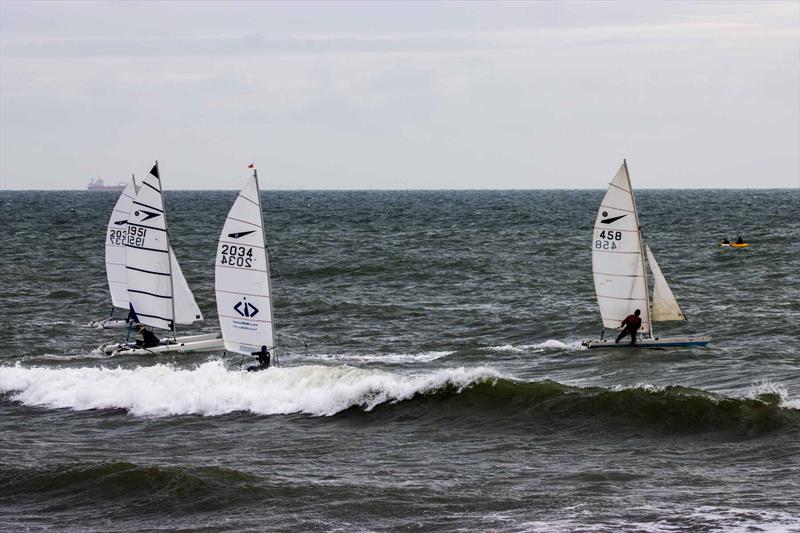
[720,242,750,248]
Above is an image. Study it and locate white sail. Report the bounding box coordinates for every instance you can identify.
[170,245,204,324]
[214,171,275,356]
[104,177,137,310]
[126,163,202,331]
[646,245,686,322]
[592,161,651,334]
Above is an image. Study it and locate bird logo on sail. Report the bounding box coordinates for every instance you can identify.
[600,211,627,224]
[228,230,256,239]
[234,298,259,318]
[134,209,161,221]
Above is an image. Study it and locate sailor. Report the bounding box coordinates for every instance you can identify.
[722,238,730,244]
[615,309,642,345]
[135,325,160,348]
[735,236,744,244]
[247,345,271,372]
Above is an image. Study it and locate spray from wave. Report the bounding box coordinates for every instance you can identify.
[0,361,503,417]
[1,362,796,434]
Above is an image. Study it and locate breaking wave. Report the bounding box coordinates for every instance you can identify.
[0,361,796,434]
[0,361,501,417]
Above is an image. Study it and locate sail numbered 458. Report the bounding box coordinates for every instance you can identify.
[591,160,651,335]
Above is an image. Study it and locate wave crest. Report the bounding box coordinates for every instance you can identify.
[1,362,796,434]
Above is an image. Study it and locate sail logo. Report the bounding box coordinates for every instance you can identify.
[113,219,128,225]
[134,209,161,221]
[228,230,256,239]
[234,298,259,318]
[600,212,627,224]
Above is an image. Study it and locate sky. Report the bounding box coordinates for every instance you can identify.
[1,1,798,190]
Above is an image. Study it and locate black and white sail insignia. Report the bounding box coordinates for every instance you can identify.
[228,230,256,239]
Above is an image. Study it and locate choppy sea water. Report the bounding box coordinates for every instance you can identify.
[0,188,798,532]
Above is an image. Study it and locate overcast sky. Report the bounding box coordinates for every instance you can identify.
[1,1,798,190]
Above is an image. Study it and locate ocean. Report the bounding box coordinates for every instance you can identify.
[1,188,798,531]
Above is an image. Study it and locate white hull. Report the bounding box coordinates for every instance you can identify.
[102,332,223,355]
[88,318,130,329]
[582,335,712,349]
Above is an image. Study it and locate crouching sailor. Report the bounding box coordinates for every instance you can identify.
[135,325,160,348]
[247,345,271,372]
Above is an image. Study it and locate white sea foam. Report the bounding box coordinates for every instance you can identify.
[746,380,800,410]
[25,347,113,361]
[490,340,587,352]
[300,350,452,364]
[0,361,505,418]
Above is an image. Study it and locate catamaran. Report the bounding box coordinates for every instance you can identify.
[582,160,711,349]
[102,162,223,355]
[215,164,278,367]
[89,176,139,329]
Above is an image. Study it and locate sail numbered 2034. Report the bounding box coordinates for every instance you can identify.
[105,177,138,310]
[591,161,651,334]
[215,173,275,356]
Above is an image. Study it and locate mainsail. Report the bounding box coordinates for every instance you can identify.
[646,245,686,322]
[104,177,137,310]
[591,160,651,335]
[126,162,202,331]
[214,168,275,356]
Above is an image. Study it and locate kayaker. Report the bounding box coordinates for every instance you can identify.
[736,236,744,244]
[616,309,642,345]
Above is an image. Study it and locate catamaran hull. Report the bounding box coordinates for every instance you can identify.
[102,333,224,356]
[582,336,712,349]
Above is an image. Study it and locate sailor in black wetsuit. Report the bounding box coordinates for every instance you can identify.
[135,325,160,348]
[247,345,271,372]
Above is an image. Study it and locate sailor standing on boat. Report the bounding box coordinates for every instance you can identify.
[616,310,642,345]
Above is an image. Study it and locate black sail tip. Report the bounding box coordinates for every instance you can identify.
[149,164,160,179]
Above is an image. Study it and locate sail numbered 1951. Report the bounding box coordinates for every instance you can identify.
[591,160,651,335]
[126,162,203,331]
[214,168,275,356]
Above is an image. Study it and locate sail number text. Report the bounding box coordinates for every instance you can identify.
[595,230,623,250]
[109,229,126,246]
[220,245,254,268]
[126,226,147,247]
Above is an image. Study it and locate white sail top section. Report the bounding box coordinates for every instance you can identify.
[592,161,651,334]
[646,245,686,322]
[105,177,137,310]
[126,164,202,331]
[215,173,275,356]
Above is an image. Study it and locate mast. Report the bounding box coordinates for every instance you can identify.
[624,159,653,338]
[252,164,277,362]
[155,160,178,341]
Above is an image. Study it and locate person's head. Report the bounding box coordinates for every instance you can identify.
[261,345,268,353]
[634,309,641,316]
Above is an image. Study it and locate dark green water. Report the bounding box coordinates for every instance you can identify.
[1,189,798,531]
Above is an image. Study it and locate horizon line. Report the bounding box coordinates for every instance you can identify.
[0,186,798,192]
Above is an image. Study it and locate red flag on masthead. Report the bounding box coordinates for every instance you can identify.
[248,163,255,168]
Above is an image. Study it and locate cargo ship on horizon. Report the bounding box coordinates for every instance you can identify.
[87,178,127,192]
